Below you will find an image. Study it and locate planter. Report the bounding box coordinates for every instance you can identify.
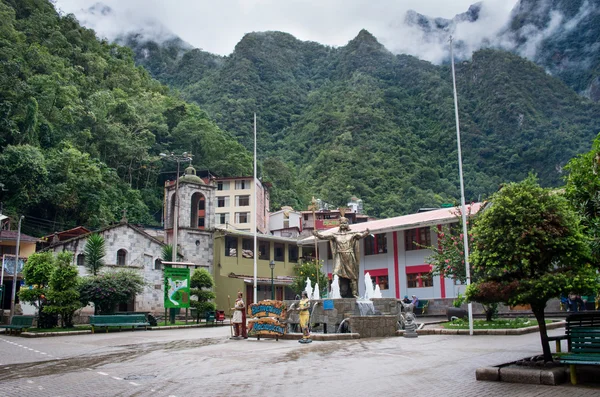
[446,306,468,321]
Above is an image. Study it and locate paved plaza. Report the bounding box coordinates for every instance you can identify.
[0,324,598,397]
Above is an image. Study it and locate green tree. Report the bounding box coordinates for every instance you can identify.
[291,260,329,297]
[78,270,146,314]
[466,176,598,362]
[189,268,216,323]
[18,251,57,328]
[564,133,600,266]
[83,233,106,276]
[44,251,81,328]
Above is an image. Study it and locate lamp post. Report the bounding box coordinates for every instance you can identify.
[269,260,275,300]
[449,36,473,336]
[159,152,193,262]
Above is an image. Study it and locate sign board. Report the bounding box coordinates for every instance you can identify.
[163,267,191,309]
[323,299,334,310]
[315,219,340,229]
[2,255,26,276]
[247,300,287,338]
[248,300,287,319]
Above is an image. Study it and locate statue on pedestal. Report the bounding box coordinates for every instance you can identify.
[313,214,369,298]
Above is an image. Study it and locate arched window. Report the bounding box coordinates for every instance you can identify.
[77,254,85,267]
[190,192,206,230]
[117,249,127,266]
[154,258,162,270]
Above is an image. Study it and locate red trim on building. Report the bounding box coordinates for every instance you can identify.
[406,264,431,274]
[393,231,400,299]
[364,268,388,277]
[437,224,446,298]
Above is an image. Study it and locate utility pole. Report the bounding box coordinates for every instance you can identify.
[9,215,24,322]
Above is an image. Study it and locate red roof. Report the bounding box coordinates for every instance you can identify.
[0,230,39,243]
[42,226,91,242]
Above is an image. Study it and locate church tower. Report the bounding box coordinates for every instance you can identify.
[164,166,216,270]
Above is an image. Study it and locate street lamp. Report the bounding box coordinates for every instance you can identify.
[159,152,193,262]
[269,260,276,300]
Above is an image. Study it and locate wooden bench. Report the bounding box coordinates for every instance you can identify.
[558,327,600,384]
[0,315,34,335]
[548,311,600,353]
[415,300,429,315]
[89,314,150,333]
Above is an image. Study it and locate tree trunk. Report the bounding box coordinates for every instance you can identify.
[532,304,553,362]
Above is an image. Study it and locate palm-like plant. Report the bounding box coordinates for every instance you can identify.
[84,233,106,276]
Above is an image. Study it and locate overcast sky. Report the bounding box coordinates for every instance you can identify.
[53,0,519,62]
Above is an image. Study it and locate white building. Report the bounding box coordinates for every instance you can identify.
[300,203,483,300]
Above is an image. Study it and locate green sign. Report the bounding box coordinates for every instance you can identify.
[441,203,454,208]
[163,267,191,309]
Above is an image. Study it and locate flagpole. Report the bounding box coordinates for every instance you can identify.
[253,113,258,304]
[450,36,473,336]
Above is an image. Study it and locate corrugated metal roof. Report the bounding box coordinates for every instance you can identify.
[299,203,483,245]
[0,230,39,243]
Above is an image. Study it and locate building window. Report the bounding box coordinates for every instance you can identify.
[117,249,127,266]
[365,233,387,255]
[366,270,389,290]
[274,243,284,261]
[259,240,270,260]
[191,192,205,229]
[242,239,254,258]
[225,236,237,257]
[407,272,433,288]
[217,213,230,225]
[77,254,85,267]
[407,273,419,288]
[289,245,298,263]
[154,258,162,270]
[236,195,250,206]
[217,196,229,208]
[235,179,251,190]
[236,212,249,224]
[405,227,431,251]
[217,181,230,191]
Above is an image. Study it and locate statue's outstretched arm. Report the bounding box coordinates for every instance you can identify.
[313,230,334,240]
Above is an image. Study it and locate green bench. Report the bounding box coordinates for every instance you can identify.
[89,314,150,333]
[558,327,600,385]
[0,315,34,335]
[415,300,429,315]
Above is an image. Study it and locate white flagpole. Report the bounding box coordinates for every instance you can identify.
[450,36,473,336]
[253,113,258,304]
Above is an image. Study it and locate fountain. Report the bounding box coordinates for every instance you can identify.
[330,275,342,299]
[364,272,375,300]
[311,283,320,300]
[304,278,313,300]
[374,285,382,299]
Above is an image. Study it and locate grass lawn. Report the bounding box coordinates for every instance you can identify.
[441,317,552,329]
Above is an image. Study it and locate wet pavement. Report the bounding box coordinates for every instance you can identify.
[0,324,599,396]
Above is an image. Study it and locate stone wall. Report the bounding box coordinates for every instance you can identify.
[349,315,398,338]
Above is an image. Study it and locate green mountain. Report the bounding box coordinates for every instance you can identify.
[0,0,251,236]
[124,28,600,216]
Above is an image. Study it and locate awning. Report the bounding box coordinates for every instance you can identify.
[228,273,294,286]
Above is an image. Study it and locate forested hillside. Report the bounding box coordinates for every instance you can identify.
[0,0,251,236]
[125,28,600,217]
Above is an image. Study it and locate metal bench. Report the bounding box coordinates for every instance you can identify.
[0,315,34,335]
[89,314,150,333]
[558,327,600,385]
[548,311,600,353]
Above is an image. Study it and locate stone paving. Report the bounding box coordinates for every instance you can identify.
[0,324,598,397]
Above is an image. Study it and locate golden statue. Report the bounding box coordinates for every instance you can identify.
[313,213,369,297]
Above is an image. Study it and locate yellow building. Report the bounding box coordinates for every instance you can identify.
[1,215,39,310]
[212,229,301,311]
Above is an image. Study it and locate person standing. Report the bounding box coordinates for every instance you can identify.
[232,291,247,339]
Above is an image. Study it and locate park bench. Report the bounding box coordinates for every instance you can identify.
[0,315,34,335]
[415,300,429,315]
[89,314,150,333]
[557,327,600,385]
[548,311,600,353]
